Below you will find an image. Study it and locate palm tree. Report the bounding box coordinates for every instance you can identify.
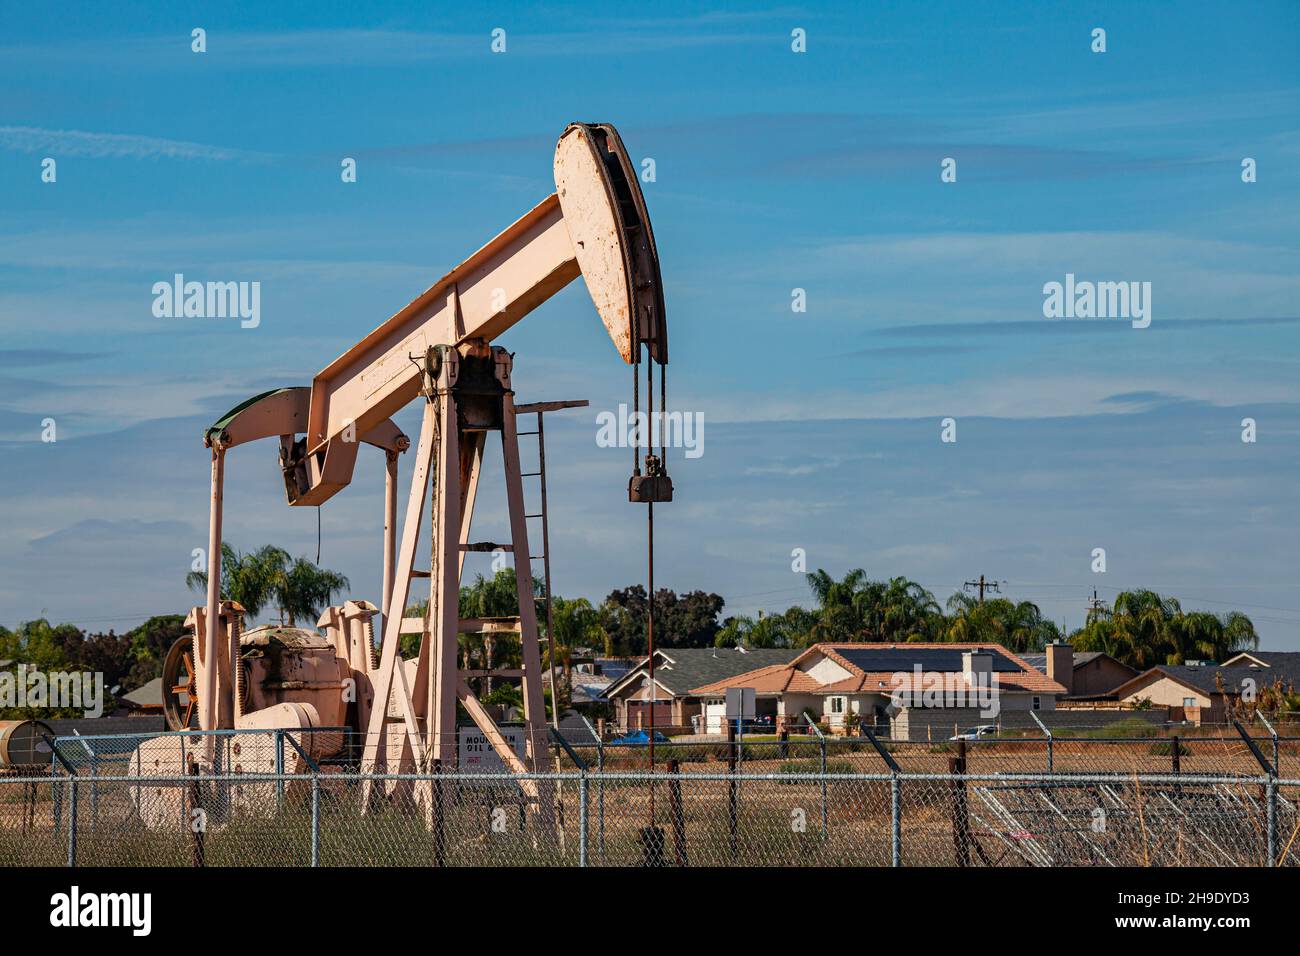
[1071,589,1257,668]
[185,543,278,618]
[547,596,601,653]
[186,544,348,626]
[805,568,869,642]
[715,606,818,648]
[866,577,943,642]
[272,553,349,626]
[805,569,941,643]
[945,594,1060,652]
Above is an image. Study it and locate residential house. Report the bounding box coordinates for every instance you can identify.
[1022,642,1138,699]
[601,647,799,733]
[543,665,615,710]
[1220,650,1300,690]
[1113,651,1300,725]
[690,642,1067,740]
[1112,663,1241,724]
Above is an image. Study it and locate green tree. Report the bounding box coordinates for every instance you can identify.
[0,619,85,718]
[547,596,601,651]
[858,576,944,642]
[944,594,1061,652]
[125,614,188,689]
[185,543,279,618]
[804,569,941,643]
[186,544,349,626]
[596,586,725,654]
[715,606,818,648]
[1071,589,1257,669]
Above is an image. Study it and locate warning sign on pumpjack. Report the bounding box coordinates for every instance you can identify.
[457,726,526,778]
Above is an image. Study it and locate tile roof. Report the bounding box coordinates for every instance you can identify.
[690,643,1066,697]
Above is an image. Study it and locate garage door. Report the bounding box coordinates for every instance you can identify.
[704,700,727,734]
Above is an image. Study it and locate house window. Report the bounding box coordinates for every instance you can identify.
[1032,696,1041,711]
[828,696,846,715]
[1183,697,1197,709]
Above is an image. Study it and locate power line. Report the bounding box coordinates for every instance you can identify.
[963,574,1003,605]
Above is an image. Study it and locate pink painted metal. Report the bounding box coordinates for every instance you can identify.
[176,125,665,821]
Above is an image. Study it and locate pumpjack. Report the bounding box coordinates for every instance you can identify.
[138,124,671,818]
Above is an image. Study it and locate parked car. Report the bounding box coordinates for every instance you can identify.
[950,725,998,741]
[609,730,671,746]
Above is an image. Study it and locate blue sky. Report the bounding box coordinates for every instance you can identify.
[1,2,1298,646]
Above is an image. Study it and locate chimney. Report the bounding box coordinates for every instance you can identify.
[962,650,993,684]
[1046,641,1073,695]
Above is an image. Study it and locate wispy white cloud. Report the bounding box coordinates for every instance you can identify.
[0,126,268,162]
[0,25,779,70]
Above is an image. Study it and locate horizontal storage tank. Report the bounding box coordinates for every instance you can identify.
[0,719,54,768]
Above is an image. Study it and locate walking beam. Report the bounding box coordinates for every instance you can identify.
[292,123,667,507]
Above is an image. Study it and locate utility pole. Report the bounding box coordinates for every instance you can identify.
[1085,589,1108,622]
[963,574,1001,605]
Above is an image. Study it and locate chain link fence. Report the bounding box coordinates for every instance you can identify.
[1,727,1294,867]
[4,766,1298,867]
[551,731,1300,778]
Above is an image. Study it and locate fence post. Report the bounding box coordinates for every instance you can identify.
[188,758,205,868]
[597,737,606,862]
[578,771,589,868]
[1256,713,1280,775]
[90,751,99,831]
[310,771,321,867]
[1171,734,1180,774]
[949,739,970,867]
[1266,776,1278,867]
[53,769,62,830]
[736,719,744,774]
[45,736,77,861]
[667,759,688,867]
[819,733,828,840]
[890,774,901,867]
[432,758,445,868]
[275,729,285,809]
[66,777,77,868]
[804,719,829,841]
[279,731,322,866]
[726,722,738,855]
[1030,710,1053,774]
[819,736,828,842]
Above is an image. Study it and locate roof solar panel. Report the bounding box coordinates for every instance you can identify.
[836,647,1022,673]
